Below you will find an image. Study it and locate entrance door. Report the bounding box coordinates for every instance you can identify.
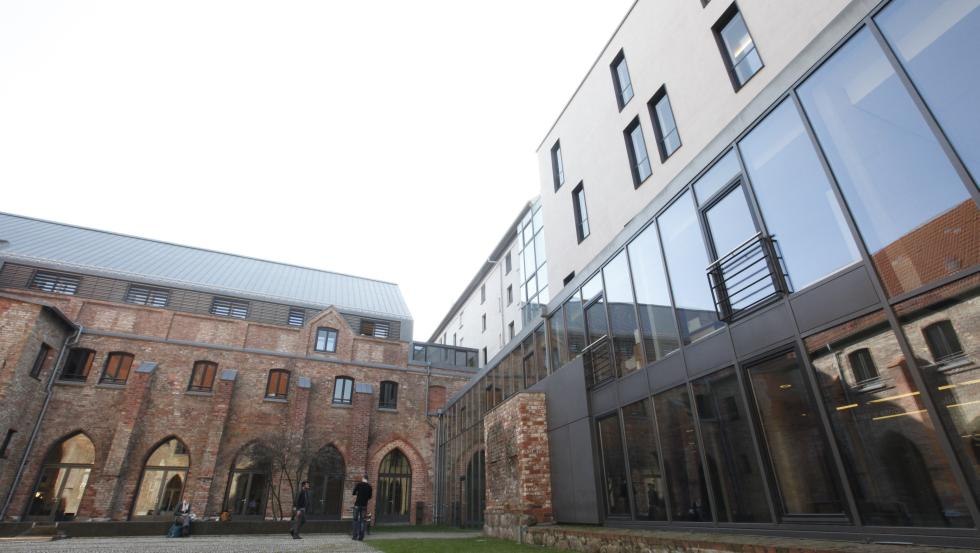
[226,471,268,517]
[307,445,345,519]
[376,449,412,523]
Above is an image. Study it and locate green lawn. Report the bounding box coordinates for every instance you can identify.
[371,537,563,553]
[371,524,474,533]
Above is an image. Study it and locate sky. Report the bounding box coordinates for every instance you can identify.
[0,0,634,339]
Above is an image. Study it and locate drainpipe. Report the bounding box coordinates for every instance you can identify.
[0,324,82,520]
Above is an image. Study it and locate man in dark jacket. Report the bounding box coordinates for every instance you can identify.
[351,476,372,541]
[291,481,311,539]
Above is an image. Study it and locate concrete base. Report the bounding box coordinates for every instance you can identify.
[1,520,353,538]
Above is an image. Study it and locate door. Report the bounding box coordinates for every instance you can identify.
[376,449,412,523]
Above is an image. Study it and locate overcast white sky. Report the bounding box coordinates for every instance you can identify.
[0,0,634,339]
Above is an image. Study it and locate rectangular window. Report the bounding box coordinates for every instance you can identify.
[265,369,290,399]
[480,284,486,303]
[548,306,565,371]
[29,343,51,378]
[654,384,712,522]
[923,320,964,363]
[100,352,135,385]
[847,348,879,383]
[506,285,513,306]
[379,381,398,409]
[597,414,630,516]
[287,307,305,327]
[481,347,488,366]
[0,429,14,458]
[360,319,390,338]
[713,5,763,89]
[572,183,590,243]
[622,399,667,520]
[627,223,680,364]
[188,361,217,392]
[30,272,79,295]
[610,50,634,109]
[508,321,515,340]
[60,349,94,381]
[333,376,354,405]
[315,327,338,353]
[602,251,640,375]
[551,141,565,190]
[125,285,170,308]
[505,252,512,274]
[210,297,248,319]
[649,87,681,160]
[481,314,486,332]
[624,117,652,186]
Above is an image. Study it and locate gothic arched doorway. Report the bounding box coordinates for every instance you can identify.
[223,444,271,519]
[376,449,412,523]
[26,433,95,521]
[463,449,485,527]
[131,437,190,519]
[307,445,345,519]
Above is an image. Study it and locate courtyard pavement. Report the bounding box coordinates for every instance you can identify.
[0,531,482,553]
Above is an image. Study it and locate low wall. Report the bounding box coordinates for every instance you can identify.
[0,520,351,538]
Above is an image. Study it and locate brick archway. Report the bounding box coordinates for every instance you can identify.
[367,439,428,524]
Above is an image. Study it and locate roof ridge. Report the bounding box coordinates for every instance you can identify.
[0,211,400,287]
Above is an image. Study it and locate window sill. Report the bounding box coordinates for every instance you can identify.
[377,407,398,413]
[263,397,288,403]
[853,379,888,394]
[934,356,973,373]
[331,402,353,409]
[313,350,338,356]
[55,379,88,387]
[185,390,214,397]
[95,383,127,390]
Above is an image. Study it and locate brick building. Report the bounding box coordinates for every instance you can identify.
[0,212,475,524]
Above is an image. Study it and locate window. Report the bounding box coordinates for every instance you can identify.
[211,297,248,319]
[0,429,14,458]
[624,117,652,186]
[610,50,634,109]
[379,381,398,409]
[562,272,576,286]
[551,141,565,190]
[125,285,169,308]
[481,314,486,332]
[572,183,590,243]
[132,438,189,517]
[30,272,79,295]
[597,414,630,516]
[508,321,515,340]
[333,376,354,405]
[30,343,51,378]
[923,320,964,363]
[505,252,512,274]
[100,352,134,384]
[627,223,680,364]
[713,5,763,89]
[482,347,488,365]
[847,349,879,383]
[60,348,94,381]
[188,361,217,392]
[480,284,486,304]
[287,307,305,327]
[315,327,339,353]
[506,285,513,306]
[265,369,290,399]
[453,333,457,346]
[360,319,390,338]
[649,87,681,160]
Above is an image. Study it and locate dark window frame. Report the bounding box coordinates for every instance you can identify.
[29,343,51,379]
[506,285,513,306]
[315,327,339,353]
[265,369,290,399]
[360,319,390,339]
[610,49,634,110]
[481,313,486,332]
[60,348,95,382]
[287,307,305,327]
[505,252,513,274]
[846,348,879,383]
[0,429,14,458]
[210,297,249,319]
[551,141,565,191]
[333,376,354,405]
[29,271,80,296]
[379,380,399,409]
[188,360,218,392]
[923,320,965,363]
[572,182,590,243]
[648,85,682,161]
[100,352,135,385]
[125,285,170,308]
[712,2,764,91]
[623,116,652,187]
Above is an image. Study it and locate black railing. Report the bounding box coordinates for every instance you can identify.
[707,232,787,322]
[584,335,615,388]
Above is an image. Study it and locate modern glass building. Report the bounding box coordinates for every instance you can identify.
[437,0,980,546]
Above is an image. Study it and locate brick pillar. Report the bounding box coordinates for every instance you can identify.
[91,362,157,520]
[342,382,374,519]
[186,369,237,516]
[484,392,553,541]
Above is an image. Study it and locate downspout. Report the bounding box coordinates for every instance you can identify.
[0,324,82,520]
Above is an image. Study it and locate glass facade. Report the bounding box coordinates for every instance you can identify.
[520,201,549,324]
[656,384,711,521]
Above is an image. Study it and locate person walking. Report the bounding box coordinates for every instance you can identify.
[291,481,311,539]
[351,476,373,541]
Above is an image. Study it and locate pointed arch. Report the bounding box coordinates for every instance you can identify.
[131,436,189,519]
[369,439,427,524]
[26,431,96,521]
[307,443,347,519]
[223,441,272,518]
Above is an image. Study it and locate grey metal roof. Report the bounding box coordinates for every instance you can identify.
[0,212,412,321]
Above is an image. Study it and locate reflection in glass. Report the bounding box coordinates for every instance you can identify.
[598,414,631,516]
[658,192,722,344]
[377,449,413,522]
[705,186,757,258]
[564,296,586,359]
[806,311,972,527]
[549,305,566,371]
[603,251,641,374]
[745,351,845,515]
[798,28,975,297]
[308,445,346,519]
[719,11,763,86]
[627,224,680,363]
[693,368,771,522]
[738,100,860,290]
[876,0,980,183]
[897,277,980,506]
[693,150,740,203]
[224,444,270,517]
[655,385,712,521]
[623,399,668,520]
[27,433,95,521]
[134,438,190,517]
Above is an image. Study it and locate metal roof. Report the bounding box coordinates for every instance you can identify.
[0,212,412,321]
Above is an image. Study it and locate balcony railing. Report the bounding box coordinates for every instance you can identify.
[584,335,615,388]
[707,232,787,322]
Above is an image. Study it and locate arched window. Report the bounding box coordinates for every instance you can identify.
[463,449,486,527]
[333,376,354,405]
[379,381,398,409]
[224,444,271,518]
[265,369,290,399]
[132,438,189,518]
[100,352,134,384]
[307,445,346,519]
[376,449,412,523]
[60,349,95,382]
[188,361,218,392]
[923,320,964,363]
[27,433,95,521]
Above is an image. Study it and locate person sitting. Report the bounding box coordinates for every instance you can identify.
[175,499,193,537]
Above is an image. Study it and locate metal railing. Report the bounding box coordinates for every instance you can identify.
[584,335,615,388]
[707,232,787,322]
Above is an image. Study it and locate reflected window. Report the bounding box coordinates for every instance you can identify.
[876,0,980,182]
[923,320,964,363]
[798,28,975,297]
[611,50,634,108]
[655,384,711,521]
[713,6,763,89]
[622,399,667,520]
[847,349,879,383]
[649,86,681,160]
[132,438,189,518]
[597,414,631,516]
[624,118,652,186]
[627,224,680,363]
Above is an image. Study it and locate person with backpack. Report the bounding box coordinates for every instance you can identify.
[351,476,372,541]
